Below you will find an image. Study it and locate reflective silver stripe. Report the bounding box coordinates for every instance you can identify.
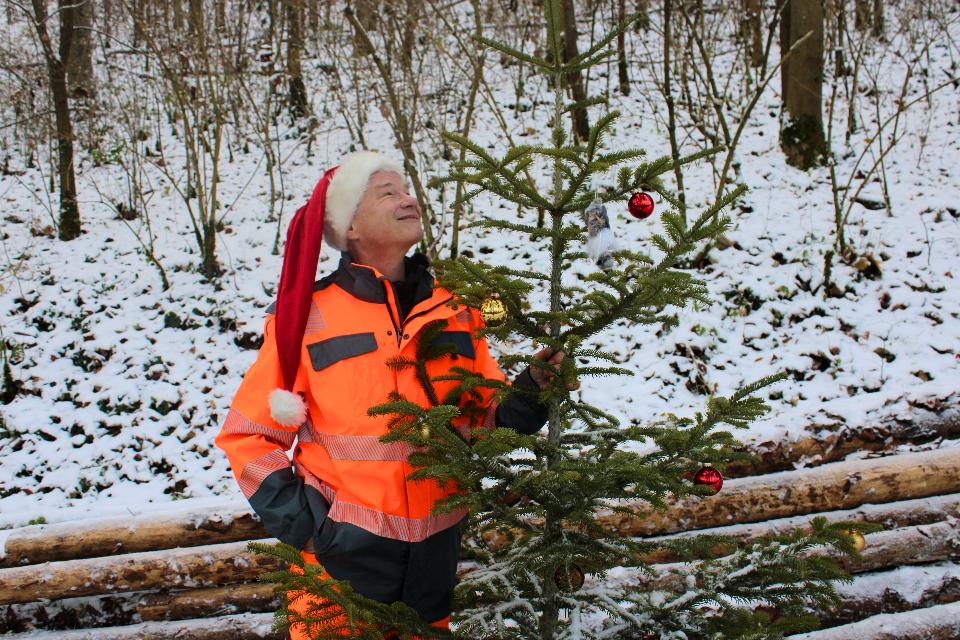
[483,401,498,431]
[305,301,326,334]
[238,449,291,499]
[297,416,318,443]
[313,432,415,461]
[223,408,296,449]
[294,465,466,543]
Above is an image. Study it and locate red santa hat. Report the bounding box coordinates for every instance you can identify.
[268,151,404,426]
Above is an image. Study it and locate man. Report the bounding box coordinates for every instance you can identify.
[215,151,572,639]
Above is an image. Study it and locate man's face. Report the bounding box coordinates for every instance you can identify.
[345,170,423,255]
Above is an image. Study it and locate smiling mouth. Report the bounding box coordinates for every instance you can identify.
[397,215,419,221]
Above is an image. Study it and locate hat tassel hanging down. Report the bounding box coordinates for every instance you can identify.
[268,166,337,426]
[267,151,406,426]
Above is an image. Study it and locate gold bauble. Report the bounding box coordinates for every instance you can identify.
[842,529,866,553]
[553,563,585,592]
[480,294,507,327]
[420,425,431,439]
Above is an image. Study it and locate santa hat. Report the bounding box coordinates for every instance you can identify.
[268,151,404,426]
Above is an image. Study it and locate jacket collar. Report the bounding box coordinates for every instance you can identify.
[314,251,436,306]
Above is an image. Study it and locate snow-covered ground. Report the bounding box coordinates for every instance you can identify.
[0,3,958,535]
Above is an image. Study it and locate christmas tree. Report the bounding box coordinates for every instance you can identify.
[253,3,872,638]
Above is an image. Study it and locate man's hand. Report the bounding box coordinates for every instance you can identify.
[529,347,580,391]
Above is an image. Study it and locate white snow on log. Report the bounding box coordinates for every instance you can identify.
[790,600,960,639]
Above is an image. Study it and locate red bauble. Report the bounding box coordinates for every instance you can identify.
[693,465,723,493]
[628,192,655,219]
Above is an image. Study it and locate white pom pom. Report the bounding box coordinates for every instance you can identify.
[269,388,307,426]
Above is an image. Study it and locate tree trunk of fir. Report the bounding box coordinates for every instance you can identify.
[742,0,762,67]
[779,0,826,170]
[616,0,630,94]
[285,0,308,118]
[63,0,96,100]
[31,0,82,240]
[558,0,590,141]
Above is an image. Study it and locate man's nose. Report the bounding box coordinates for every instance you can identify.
[401,193,420,211]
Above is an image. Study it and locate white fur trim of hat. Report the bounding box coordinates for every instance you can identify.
[323,151,405,251]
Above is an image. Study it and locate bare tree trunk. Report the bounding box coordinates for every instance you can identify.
[854,0,870,30]
[743,0,762,67]
[616,0,629,94]
[307,0,318,34]
[214,0,225,35]
[63,0,96,99]
[558,0,590,141]
[871,0,884,38]
[353,0,379,55]
[29,0,81,240]
[189,0,204,40]
[663,0,686,219]
[285,0,308,118]
[172,0,184,32]
[779,0,826,169]
[131,0,144,46]
[401,0,419,68]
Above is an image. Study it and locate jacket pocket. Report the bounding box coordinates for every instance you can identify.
[428,331,475,359]
[306,332,378,371]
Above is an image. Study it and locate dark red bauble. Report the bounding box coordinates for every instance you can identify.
[693,465,723,493]
[628,192,655,219]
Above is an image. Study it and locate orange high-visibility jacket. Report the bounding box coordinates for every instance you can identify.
[215,252,547,623]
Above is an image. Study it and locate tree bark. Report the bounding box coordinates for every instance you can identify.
[616,0,629,94]
[558,0,590,141]
[854,0,871,30]
[0,612,283,639]
[62,0,96,99]
[0,509,266,568]
[742,0,762,67]
[0,540,280,606]
[285,0,308,118]
[30,0,81,240]
[597,446,960,537]
[871,0,884,38]
[137,583,279,621]
[779,0,826,169]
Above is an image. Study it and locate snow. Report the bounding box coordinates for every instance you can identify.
[790,600,960,639]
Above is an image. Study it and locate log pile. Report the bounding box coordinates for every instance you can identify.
[2,441,959,638]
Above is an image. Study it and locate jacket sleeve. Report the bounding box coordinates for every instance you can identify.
[214,313,329,550]
[469,317,549,436]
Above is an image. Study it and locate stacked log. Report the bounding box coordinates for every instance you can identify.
[1,445,959,637]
